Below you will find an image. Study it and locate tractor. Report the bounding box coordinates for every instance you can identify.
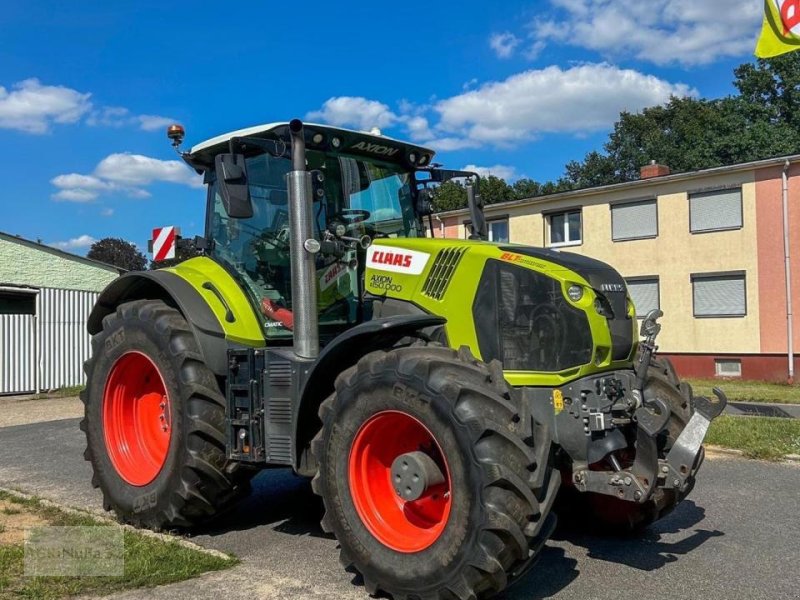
[81,119,727,600]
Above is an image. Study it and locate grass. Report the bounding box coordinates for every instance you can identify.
[26,385,85,401]
[687,378,800,404]
[0,490,236,599]
[706,415,800,461]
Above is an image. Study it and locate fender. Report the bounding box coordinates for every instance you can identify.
[293,314,446,475]
[88,268,245,376]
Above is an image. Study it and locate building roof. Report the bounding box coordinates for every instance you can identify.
[0,231,125,274]
[437,154,800,218]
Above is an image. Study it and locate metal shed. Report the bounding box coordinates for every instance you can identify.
[0,231,122,395]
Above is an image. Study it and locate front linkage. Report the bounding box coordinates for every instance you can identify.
[526,310,727,513]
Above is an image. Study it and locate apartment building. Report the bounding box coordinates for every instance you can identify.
[436,155,800,382]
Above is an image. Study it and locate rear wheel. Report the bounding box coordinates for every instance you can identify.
[80,299,252,529]
[312,346,558,600]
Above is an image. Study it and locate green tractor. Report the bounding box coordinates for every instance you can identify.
[81,119,726,599]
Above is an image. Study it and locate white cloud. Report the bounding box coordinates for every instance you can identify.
[49,234,97,251]
[489,32,521,58]
[100,207,114,217]
[94,153,202,187]
[532,0,761,66]
[405,115,433,141]
[87,106,175,132]
[137,114,175,131]
[51,153,202,202]
[298,64,693,150]
[432,63,695,146]
[462,164,518,181]
[306,97,399,131]
[0,78,92,134]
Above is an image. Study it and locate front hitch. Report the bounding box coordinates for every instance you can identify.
[572,309,727,504]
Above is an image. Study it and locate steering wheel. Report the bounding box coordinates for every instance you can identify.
[333,208,371,225]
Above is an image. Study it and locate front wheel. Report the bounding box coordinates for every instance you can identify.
[311,346,558,600]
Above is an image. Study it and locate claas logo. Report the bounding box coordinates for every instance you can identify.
[371,250,413,268]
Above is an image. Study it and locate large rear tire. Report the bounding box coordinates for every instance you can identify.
[80,299,252,529]
[311,346,559,600]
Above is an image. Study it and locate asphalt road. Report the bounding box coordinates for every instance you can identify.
[0,417,798,600]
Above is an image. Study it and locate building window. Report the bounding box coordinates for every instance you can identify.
[692,272,746,317]
[625,277,659,318]
[689,188,743,233]
[612,199,658,241]
[547,210,581,247]
[0,292,36,315]
[715,359,742,377]
[488,219,509,243]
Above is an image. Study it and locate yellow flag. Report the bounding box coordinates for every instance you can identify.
[755,0,800,58]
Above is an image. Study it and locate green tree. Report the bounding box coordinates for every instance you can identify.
[430,180,467,212]
[87,238,147,271]
[563,56,800,187]
[480,175,515,205]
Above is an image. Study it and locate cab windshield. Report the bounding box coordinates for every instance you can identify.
[207,149,420,339]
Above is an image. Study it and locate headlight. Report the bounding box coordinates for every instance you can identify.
[567,285,583,302]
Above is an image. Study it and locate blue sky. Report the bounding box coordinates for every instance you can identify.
[0,0,763,254]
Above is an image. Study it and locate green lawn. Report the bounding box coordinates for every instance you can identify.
[706,415,800,461]
[688,378,800,404]
[0,491,236,599]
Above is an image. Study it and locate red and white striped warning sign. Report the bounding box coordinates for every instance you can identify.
[151,226,178,261]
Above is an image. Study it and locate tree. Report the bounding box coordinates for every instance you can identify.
[87,238,147,271]
[562,56,800,188]
[430,180,467,212]
[480,175,515,205]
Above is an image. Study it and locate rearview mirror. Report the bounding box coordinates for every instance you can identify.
[214,153,253,218]
[416,188,433,216]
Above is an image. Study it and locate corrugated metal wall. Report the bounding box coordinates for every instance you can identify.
[0,288,99,394]
[0,314,36,393]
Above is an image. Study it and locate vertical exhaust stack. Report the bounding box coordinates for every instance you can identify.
[286,119,319,359]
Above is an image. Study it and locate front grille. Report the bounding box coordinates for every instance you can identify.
[473,260,593,372]
[421,247,467,300]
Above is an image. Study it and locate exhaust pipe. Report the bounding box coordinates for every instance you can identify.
[286,119,319,358]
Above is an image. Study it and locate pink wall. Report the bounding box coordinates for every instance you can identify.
[755,164,800,356]
[662,353,800,383]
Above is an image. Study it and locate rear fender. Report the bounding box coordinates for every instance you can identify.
[88,263,262,375]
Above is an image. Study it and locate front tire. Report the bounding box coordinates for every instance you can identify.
[311,346,558,600]
[80,299,251,529]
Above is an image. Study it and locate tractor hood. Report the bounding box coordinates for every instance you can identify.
[364,238,636,384]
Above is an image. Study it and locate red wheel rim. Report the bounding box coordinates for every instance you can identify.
[102,351,171,486]
[348,410,451,553]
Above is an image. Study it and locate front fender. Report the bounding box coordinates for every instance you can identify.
[293,314,446,474]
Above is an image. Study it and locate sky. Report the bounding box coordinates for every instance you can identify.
[0,0,765,255]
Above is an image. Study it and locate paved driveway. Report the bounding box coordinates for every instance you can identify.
[0,417,798,600]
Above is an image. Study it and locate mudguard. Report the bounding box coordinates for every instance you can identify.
[87,266,257,376]
[293,314,447,474]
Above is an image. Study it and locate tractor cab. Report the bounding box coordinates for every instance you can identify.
[181,122,478,342]
[191,124,429,341]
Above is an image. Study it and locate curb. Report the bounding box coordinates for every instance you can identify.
[705,445,800,464]
[0,486,234,561]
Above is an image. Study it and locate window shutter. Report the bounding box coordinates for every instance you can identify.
[690,189,742,232]
[693,275,746,316]
[626,279,659,317]
[612,200,657,240]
